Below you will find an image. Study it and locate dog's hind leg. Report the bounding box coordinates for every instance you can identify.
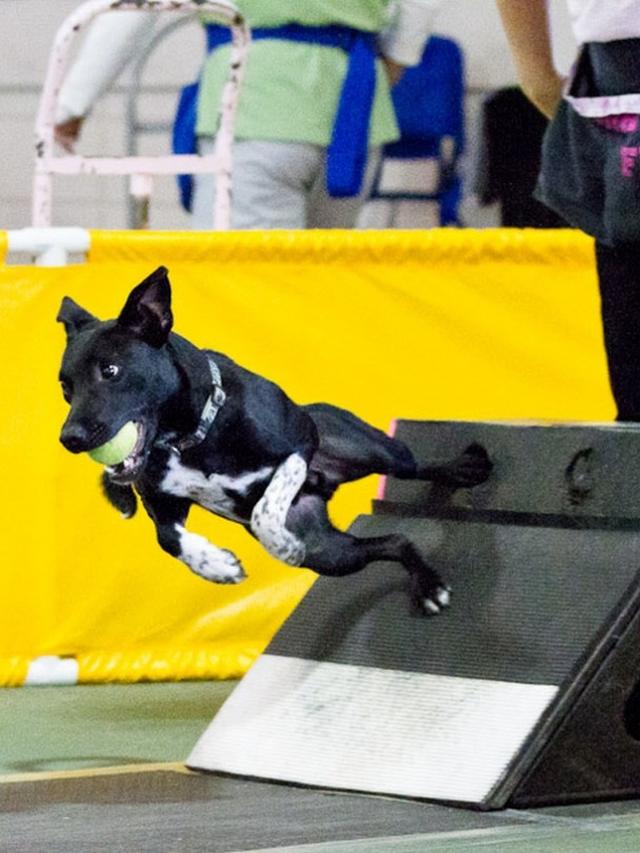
[139,490,246,584]
[304,403,492,490]
[408,442,492,488]
[287,492,449,615]
[250,452,308,566]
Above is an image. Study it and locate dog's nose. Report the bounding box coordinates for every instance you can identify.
[60,423,90,454]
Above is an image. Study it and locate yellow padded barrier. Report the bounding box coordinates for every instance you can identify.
[0,229,613,685]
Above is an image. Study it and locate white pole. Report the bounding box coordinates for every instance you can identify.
[7,228,91,266]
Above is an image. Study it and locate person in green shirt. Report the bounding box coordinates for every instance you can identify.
[55,1,440,229]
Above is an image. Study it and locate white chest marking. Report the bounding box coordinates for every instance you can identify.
[160,455,274,521]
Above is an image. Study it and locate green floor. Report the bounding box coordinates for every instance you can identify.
[3,682,640,852]
[0,680,235,775]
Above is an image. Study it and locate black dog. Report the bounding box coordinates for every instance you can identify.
[57,267,491,615]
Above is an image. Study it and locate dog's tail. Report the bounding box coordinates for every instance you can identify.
[100,472,137,519]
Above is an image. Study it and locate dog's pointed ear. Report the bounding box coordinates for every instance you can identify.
[57,297,97,338]
[117,266,173,347]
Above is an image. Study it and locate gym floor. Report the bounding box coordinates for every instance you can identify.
[3,681,640,853]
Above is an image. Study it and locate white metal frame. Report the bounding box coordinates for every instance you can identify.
[124,15,193,228]
[6,227,92,266]
[32,0,250,230]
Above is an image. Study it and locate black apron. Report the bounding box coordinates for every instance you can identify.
[536,39,640,246]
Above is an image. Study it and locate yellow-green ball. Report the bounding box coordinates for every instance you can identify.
[88,421,138,465]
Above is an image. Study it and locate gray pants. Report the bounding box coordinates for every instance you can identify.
[192,138,380,230]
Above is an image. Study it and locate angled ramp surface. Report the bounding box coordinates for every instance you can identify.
[188,422,640,809]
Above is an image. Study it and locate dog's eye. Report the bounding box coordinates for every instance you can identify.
[100,364,120,380]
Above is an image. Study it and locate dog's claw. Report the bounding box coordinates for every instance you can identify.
[422,585,451,615]
[435,585,451,607]
[411,577,451,617]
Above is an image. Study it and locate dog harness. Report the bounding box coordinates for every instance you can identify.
[156,355,226,455]
[173,23,378,210]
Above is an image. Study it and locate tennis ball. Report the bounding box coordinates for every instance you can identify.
[88,421,138,465]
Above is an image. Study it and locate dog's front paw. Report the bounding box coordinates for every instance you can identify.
[179,531,246,584]
[195,547,247,584]
[409,574,451,617]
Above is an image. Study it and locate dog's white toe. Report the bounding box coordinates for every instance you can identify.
[436,587,451,607]
[194,548,246,584]
[178,529,246,584]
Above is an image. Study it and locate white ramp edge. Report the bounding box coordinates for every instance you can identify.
[187,654,557,804]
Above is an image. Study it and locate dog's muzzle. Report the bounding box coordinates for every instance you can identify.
[60,420,109,454]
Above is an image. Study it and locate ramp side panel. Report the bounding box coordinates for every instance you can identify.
[384,421,640,521]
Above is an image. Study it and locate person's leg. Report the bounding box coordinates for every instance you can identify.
[307,148,382,229]
[594,240,640,421]
[192,138,323,230]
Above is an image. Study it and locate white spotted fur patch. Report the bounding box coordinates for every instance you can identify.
[160,454,273,522]
[177,526,246,584]
[251,453,307,566]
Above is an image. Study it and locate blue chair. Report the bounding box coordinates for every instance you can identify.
[369,35,465,226]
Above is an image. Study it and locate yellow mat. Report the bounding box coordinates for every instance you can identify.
[0,229,612,684]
